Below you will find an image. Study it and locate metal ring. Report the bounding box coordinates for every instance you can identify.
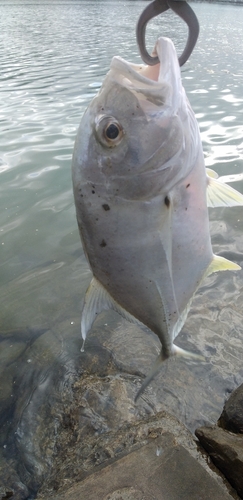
[136,0,200,66]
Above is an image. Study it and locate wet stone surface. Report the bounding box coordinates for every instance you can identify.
[218,383,243,434]
[196,426,243,499]
[49,434,235,500]
[196,384,243,499]
[37,414,237,500]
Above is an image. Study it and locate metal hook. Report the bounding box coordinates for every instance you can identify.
[136,0,200,66]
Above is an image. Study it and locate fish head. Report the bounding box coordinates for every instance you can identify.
[72,37,200,200]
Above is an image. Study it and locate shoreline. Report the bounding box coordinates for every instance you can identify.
[191,0,243,5]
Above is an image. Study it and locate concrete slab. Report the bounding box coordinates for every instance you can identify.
[51,433,234,500]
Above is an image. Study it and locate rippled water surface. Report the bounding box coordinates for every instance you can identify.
[1,0,243,497]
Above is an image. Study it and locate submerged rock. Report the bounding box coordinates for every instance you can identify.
[37,411,236,500]
[0,454,29,500]
[46,433,234,500]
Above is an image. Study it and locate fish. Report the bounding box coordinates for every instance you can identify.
[72,37,243,400]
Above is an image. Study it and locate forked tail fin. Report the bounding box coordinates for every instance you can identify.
[135,345,205,402]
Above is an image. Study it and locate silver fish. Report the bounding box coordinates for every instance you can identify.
[72,37,243,399]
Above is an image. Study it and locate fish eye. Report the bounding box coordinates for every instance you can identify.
[95,115,124,147]
[105,123,120,140]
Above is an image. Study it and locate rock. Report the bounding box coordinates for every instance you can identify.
[196,384,243,498]
[0,453,29,500]
[195,425,243,498]
[218,383,243,434]
[43,434,234,500]
[37,410,237,500]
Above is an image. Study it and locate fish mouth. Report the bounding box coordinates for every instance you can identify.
[110,37,182,110]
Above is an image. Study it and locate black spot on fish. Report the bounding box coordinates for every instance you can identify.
[92,190,95,194]
[100,239,107,247]
[164,196,170,208]
[186,183,190,188]
[102,204,110,211]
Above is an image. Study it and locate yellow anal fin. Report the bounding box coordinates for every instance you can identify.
[206,255,241,277]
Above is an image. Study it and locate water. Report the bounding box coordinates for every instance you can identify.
[0,0,243,497]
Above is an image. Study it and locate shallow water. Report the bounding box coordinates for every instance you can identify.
[0,0,243,497]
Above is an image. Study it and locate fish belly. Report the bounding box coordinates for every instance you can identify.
[77,185,176,352]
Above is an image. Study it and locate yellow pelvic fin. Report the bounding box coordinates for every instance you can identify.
[207,172,243,208]
[206,255,241,277]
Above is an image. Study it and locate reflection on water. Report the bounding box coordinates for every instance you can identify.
[0,0,243,497]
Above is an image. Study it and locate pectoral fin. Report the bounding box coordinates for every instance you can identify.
[206,169,243,207]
